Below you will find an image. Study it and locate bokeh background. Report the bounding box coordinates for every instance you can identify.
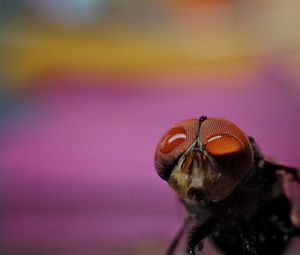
[1,1,300,254]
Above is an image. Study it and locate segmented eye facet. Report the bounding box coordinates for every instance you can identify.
[160,126,187,154]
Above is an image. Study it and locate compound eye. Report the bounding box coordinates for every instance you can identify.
[155,119,199,181]
[205,134,243,156]
[160,126,187,154]
[200,118,253,180]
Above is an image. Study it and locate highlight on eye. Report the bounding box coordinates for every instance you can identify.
[159,126,187,154]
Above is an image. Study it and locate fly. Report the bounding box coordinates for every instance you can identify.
[154,116,300,255]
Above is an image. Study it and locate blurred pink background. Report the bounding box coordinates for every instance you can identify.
[1,1,300,255]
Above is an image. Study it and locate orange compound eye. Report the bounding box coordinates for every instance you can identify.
[160,126,187,154]
[205,134,244,156]
[199,118,253,180]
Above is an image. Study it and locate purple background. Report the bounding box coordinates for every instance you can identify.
[1,66,300,254]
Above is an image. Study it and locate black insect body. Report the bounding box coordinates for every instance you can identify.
[154,116,300,255]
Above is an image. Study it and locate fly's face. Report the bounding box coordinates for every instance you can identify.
[154,116,254,203]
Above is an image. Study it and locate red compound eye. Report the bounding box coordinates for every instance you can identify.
[155,119,199,181]
[160,126,187,154]
[205,134,244,156]
[200,118,251,157]
[199,118,253,180]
